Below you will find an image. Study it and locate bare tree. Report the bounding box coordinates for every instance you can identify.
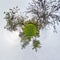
[27,0,60,32]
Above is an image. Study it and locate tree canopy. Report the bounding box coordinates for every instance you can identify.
[4,0,60,51]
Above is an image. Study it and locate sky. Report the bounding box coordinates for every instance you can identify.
[0,0,60,60]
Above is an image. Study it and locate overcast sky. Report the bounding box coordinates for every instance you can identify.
[0,0,60,60]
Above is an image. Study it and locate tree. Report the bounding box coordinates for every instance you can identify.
[4,7,40,51]
[27,0,60,32]
[4,0,60,51]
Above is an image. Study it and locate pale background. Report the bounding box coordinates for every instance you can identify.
[0,0,60,60]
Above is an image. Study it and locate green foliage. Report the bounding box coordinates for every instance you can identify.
[19,33,30,48]
[19,21,40,50]
[32,40,40,51]
[23,23,37,39]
